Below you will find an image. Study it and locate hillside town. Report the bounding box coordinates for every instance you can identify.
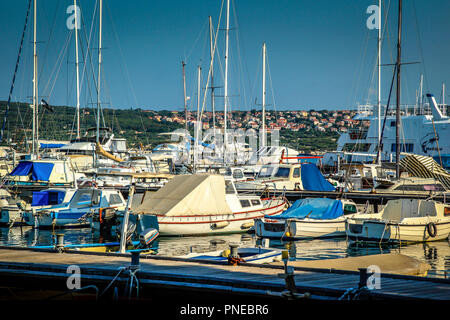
[143,108,363,134]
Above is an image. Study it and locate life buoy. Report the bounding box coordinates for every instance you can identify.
[426,222,437,238]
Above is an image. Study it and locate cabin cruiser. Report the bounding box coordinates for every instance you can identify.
[235,163,335,192]
[255,198,360,239]
[346,198,450,243]
[132,174,288,236]
[21,187,127,228]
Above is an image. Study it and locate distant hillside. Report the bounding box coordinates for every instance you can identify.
[0,101,340,152]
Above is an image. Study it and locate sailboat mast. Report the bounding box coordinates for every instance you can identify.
[223,0,230,153]
[377,0,381,164]
[74,0,81,139]
[32,0,38,157]
[182,61,188,132]
[194,65,201,172]
[395,0,402,179]
[209,16,216,133]
[262,42,266,148]
[96,0,102,144]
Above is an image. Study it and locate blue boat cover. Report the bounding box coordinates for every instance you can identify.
[10,161,55,181]
[9,161,33,176]
[40,143,66,149]
[265,198,343,220]
[301,163,335,191]
[32,190,66,206]
[31,163,54,181]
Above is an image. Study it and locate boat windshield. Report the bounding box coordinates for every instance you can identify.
[258,166,275,178]
[274,167,290,178]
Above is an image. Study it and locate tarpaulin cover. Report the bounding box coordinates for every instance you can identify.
[265,198,343,220]
[32,192,49,206]
[40,143,66,149]
[32,190,66,206]
[301,163,335,191]
[9,161,33,176]
[31,163,54,181]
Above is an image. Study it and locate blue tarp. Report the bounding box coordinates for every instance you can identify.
[40,143,66,149]
[301,163,335,191]
[9,161,54,181]
[31,163,54,181]
[9,161,33,176]
[32,190,66,206]
[265,198,343,220]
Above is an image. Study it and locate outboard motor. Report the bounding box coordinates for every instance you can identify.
[139,228,159,248]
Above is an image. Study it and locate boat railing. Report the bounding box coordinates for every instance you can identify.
[356,103,448,117]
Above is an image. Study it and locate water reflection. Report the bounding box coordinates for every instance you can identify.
[0,227,449,278]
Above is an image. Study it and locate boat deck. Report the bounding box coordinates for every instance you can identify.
[0,246,449,301]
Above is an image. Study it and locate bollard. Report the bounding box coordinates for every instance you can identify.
[229,243,239,258]
[130,251,140,271]
[358,268,368,289]
[56,234,65,253]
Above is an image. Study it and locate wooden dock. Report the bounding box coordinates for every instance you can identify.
[0,246,449,301]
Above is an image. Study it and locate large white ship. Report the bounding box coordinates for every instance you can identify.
[323,94,449,168]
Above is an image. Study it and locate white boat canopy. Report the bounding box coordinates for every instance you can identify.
[134,174,233,216]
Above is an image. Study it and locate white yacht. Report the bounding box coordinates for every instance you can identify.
[323,94,449,166]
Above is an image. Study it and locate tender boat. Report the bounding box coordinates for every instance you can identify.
[346,198,450,243]
[132,174,288,236]
[255,198,360,239]
[179,246,282,264]
[22,188,127,228]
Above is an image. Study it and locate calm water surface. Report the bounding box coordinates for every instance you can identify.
[0,226,449,278]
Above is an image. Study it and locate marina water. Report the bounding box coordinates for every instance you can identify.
[0,226,448,279]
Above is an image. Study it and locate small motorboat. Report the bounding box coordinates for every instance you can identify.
[255,198,360,239]
[22,188,127,228]
[178,243,282,264]
[346,198,450,243]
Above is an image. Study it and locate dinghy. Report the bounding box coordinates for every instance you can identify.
[179,243,282,264]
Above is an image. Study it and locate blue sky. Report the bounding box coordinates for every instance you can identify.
[0,0,449,112]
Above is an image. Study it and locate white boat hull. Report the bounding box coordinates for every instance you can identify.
[157,199,286,236]
[255,217,348,239]
[287,218,347,239]
[346,219,450,243]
